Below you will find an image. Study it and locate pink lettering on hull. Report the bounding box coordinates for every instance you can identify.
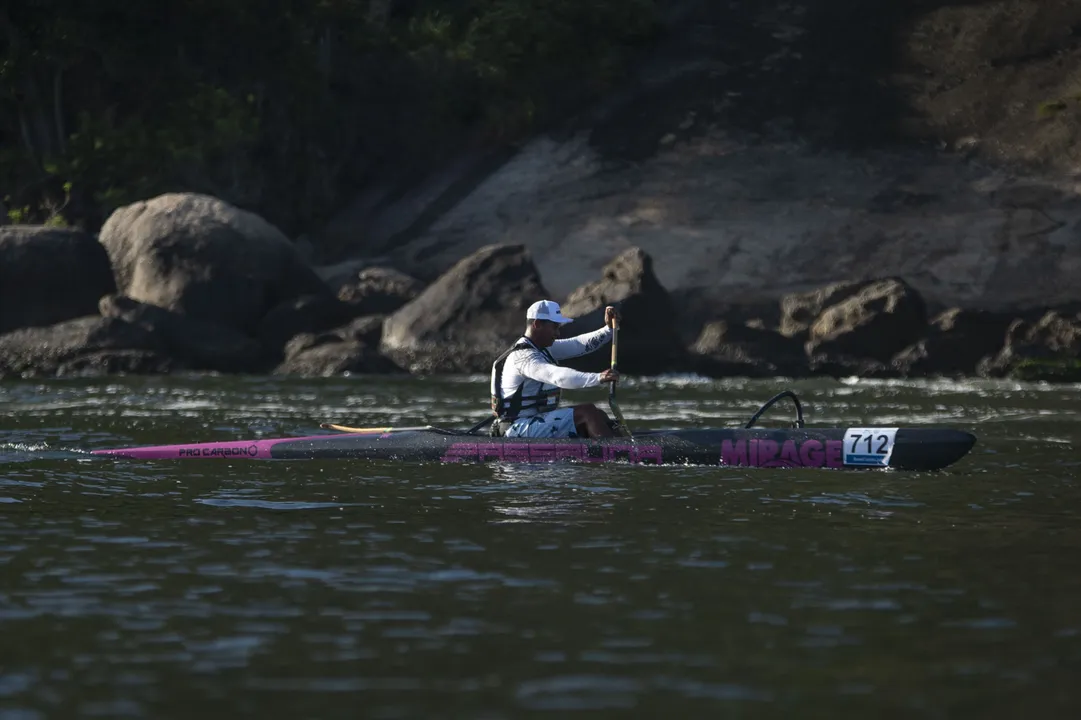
[721,439,845,468]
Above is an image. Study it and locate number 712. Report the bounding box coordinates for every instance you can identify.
[849,433,890,454]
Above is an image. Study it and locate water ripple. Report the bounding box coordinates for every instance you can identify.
[0,375,1079,717]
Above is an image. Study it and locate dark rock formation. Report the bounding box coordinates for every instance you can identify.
[99,294,264,373]
[779,282,865,339]
[893,308,1014,377]
[332,315,386,347]
[559,248,687,375]
[337,266,425,315]
[258,294,366,359]
[380,244,550,373]
[0,316,172,378]
[275,336,406,376]
[690,320,809,378]
[0,226,117,335]
[979,308,1081,379]
[804,278,928,363]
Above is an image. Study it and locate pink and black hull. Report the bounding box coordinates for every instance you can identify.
[92,427,976,471]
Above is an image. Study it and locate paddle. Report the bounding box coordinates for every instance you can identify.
[608,315,633,438]
[320,423,433,433]
[321,415,495,435]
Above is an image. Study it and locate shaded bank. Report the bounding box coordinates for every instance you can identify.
[0,0,659,235]
[5,0,1081,252]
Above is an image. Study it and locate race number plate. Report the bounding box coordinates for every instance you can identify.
[843,428,898,467]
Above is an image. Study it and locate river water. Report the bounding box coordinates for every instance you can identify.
[1,374,1080,718]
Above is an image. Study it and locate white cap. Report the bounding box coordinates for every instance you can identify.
[526,299,574,324]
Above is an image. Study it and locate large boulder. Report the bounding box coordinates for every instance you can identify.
[805,278,928,364]
[98,295,265,373]
[558,248,687,375]
[0,316,172,378]
[380,244,549,373]
[98,193,330,332]
[0,226,117,335]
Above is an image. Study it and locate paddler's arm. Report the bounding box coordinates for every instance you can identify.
[518,350,604,389]
[548,325,612,361]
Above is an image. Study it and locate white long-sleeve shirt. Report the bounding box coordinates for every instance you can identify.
[490,326,612,419]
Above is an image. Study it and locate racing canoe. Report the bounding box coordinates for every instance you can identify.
[91,425,976,471]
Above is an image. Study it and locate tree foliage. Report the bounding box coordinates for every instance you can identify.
[0,0,659,236]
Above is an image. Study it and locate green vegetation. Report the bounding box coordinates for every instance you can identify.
[1,0,659,235]
[1010,357,1081,382]
[1036,94,1081,119]
[1037,100,1069,118]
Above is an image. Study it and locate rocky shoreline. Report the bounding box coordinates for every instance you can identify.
[1,193,1079,384]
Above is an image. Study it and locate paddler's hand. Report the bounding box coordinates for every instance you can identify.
[599,369,619,384]
[605,305,620,329]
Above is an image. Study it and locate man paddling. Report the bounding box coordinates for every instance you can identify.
[490,300,620,438]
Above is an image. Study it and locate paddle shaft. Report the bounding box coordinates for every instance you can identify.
[608,318,632,437]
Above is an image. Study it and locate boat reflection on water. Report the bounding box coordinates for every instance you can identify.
[486,462,635,524]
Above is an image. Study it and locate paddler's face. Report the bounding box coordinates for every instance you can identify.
[530,320,560,347]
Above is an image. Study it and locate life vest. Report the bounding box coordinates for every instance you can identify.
[490,339,562,421]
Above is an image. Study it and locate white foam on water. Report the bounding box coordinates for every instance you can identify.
[1016,434,1075,445]
[0,442,53,453]
[838,376,1081,395]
